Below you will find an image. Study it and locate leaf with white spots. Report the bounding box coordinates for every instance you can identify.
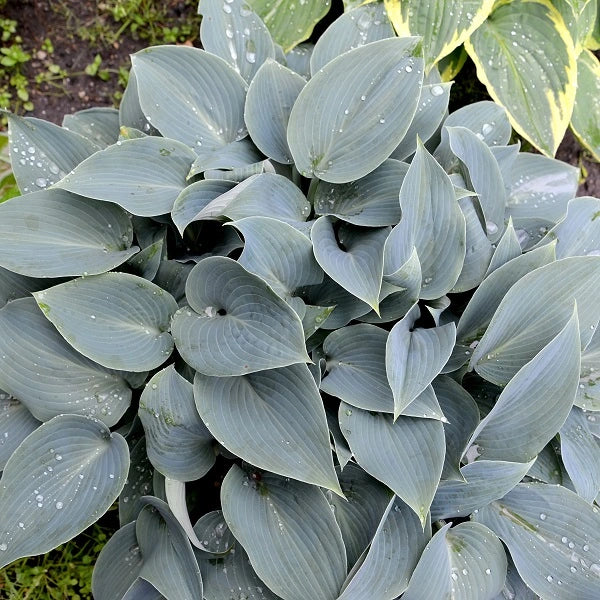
[0,414,129,569]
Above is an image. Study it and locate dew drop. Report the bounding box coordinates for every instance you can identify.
[431,85,444,97]
[546,575,553,582]
[35,177,48,188]
[405,65,413,73]
[56,501,63,509]
[485,221,498,235]
[0,543,6,552]
[539,513,547,520]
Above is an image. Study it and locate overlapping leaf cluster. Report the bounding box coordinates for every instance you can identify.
[1,1,600,599]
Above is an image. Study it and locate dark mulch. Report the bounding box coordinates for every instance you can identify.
[4,0,600,196]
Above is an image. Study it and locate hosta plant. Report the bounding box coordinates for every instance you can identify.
[1,1,600,599]
[247,0,600,160]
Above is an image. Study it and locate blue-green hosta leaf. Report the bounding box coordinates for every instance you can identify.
[402,522,507,600]
[390,82,452,162]
[571,49,600,160]
[118,70,155,133]
[301,275,371,329]
[320,324,393,412]
[312,216,388,311]
[433,375,480,481]
[6,113,98,194]
[62,107,120,148]
[447,126,506,242]
[0,190,137,277]
[313,160,408,227]
[0,414,129,569]
[33,273,178,372]
[193,511,236,557]
[401,385,446,421]
[194,364,339,492]
[131,45,248,150]
[384,0,495,71]
[284,42,313,78]
[536,196,600,258]
[465,0,577,156]
[188,138,263,177]
[486,217,522,275]
[0,394,40,470]
[494,556,540,600]
[450,195,494,294]
[221,465,346,600]
[527,443,563,485]
[119,438,154,526]
[474,483,600,599]
[123,239,163,281]
[200,543,281,600]
[386,305,456,419]
[231,216,323,297]
[193,173,311,222]
[0,298,132,424]
[139,366,214,482]
[325,463,391,567]
[199,0,275,83]
[0,267,48,308]
[247,0,331,52]
[431,460,534,520]
[339,404,445,523]
[506,152,579,228]
[435,101,512,169]
[457,242,557,343]
[54,136,196,217]
[310,3,394,74]
[470,257,600,385]
[576,326,600,410]
[469,310,580,462]
[172,257,308,376]
[560,406,600,502]
[154,261,194,305]
[338,496,430,600]
[245,59,305,164]
[171,180,237,235]
[287,37,424,182]
[384,142,466,300]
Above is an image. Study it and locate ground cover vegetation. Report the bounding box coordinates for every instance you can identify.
[1,1,600,599]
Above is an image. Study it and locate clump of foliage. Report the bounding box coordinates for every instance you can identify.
[1,1,600,599]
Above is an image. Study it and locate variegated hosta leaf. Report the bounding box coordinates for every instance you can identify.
[62,107,120,148]
[6,112,98,195]
[0,415,129,569]
[474,483,600,599]
[247,0,331,52]
[571,49,600,160]
[54,136,197,217]
[469,257,600,385]
[245,59,306,164]
[339,403,445,523]
[536,196,600,258]
[313,159,408,227]
[231,216,323,297]
[431,460,534,521]
[138,366,215,482]
[33,273,178,372]
[386,305,456,419]
[287,37,424,182]
[0,190,138,277]
[465,0,577,156]
[325,463,391,567]
[131,45,248,151]
[338,496,431,600]
[311,216,388,311]
[456,242,557,344]
[468,310,580,462]
[402,522,507,600]
[0,394,40,470]
[320,323,394,413]
[384,0,495,71]
[199,0,275,83]
[384,142,466,300]
[310,3,394,73]
[194,364,340,492]
[171,257,309,376]
[0,298,132,425]
[560,406,600,502]
[221,465,347,600]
